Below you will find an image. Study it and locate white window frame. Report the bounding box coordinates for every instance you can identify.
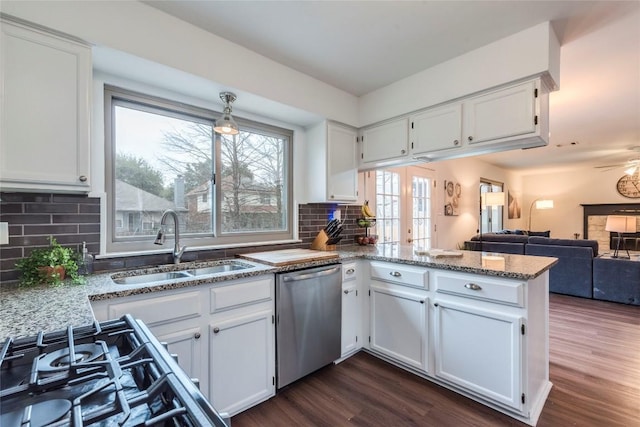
[104,86,293,253]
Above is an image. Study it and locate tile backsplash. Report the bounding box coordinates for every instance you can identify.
[0,193,363,284]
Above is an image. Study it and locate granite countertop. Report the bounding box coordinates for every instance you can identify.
[0,245,556,340]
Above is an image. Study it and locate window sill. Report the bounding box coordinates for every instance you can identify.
[96,239,303,259]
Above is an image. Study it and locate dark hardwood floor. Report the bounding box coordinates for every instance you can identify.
[232,294,640,426]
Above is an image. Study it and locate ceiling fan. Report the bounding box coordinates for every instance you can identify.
[595,157,640,175]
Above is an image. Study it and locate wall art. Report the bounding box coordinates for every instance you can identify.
[444,180,461,216]
[508,190,521,219]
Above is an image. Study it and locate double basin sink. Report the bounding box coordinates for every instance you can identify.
[111,261,252,285]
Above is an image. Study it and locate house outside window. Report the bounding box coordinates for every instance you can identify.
[104,86,293,253]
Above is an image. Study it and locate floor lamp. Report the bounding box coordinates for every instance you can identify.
[528,199,554,231]
[605,215,636,258]
[479,192,505,249]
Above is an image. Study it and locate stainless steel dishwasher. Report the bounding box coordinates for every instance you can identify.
[276,264,342,389]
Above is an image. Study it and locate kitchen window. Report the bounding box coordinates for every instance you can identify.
[104,86,293,253]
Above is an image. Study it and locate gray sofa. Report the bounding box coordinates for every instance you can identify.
[465,233,599,299]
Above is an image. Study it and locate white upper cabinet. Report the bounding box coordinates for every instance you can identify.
[410,104,462,155]
[307,121,358,203]
[0,17,91,193]
[463,80,538,145]
[327,123,358,201]
[366,78,548,165]
[359,118,409,168]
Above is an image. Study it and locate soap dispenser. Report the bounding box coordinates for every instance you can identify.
[79,241,94,275]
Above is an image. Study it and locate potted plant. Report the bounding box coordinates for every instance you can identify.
[16,237,84,286]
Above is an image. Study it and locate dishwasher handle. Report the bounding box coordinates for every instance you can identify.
[282,266,341,282]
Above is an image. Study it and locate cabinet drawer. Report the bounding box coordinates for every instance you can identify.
[435,272,524,307]
[105,291,202,326]
[210,277,273,313]
[342,262,357,282]
[370,261,428,289]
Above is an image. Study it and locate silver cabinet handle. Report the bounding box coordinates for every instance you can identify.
[344,289,355,294]
[389,271,402,277]
[79,175,88,182]
[468,136,474,142]
[194,332,201,339]
[465,283,482,291]
[213,327,220,334]
[346,268,355,275]
[401,149,406,154]
[453,139,460,146]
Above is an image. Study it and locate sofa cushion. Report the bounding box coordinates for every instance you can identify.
[525,244,594,298]
[469,233,530,244]
[527,237,599,257]
[528,230,551,237]
[593,258,640,305]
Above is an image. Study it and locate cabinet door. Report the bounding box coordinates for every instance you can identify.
[361,118,409,165]
[463,81,536,145]
[341,282,359,357]
[434,299,524,411]
[153,325,206,398]
[327,123,358,201]
[0,19,91,192]
[411,104,462,155]
[210,309,275,416]
[369,282,428,372]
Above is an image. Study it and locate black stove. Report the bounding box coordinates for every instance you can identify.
[0,315,228,426]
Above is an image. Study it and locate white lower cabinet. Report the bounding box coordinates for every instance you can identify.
[369,281,428,372]
[152,323,205,390]
[90,275,275,416]
[210,308,274,416]
[433,299,523,411]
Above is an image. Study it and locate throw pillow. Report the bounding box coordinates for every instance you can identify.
[528,230,551,237]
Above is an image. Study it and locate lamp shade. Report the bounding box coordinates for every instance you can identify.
[482,192,505,207]
[534,199,554,210]
[605,215,637,233]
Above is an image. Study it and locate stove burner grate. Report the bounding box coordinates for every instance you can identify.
[38,343,105,373]
[0,398,72,427]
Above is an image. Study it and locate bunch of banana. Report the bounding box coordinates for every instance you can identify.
[361,200,375,218]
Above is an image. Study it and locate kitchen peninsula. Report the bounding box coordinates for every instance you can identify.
[0,247,556,426]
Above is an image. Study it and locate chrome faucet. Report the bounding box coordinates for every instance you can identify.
[154,209,186,264]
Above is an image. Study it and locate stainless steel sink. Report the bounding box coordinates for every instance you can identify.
[111,262,252,285]
[112,271,191,285]
[185,264,248,276]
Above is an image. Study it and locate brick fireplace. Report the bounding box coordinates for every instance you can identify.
[582,203,640,252]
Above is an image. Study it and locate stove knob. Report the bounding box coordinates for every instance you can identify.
[191,378,200,390]
[171,353,179,363]
[160,342,169,351]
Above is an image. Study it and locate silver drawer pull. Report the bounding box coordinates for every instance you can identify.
[464,283,482,291]
[346,268,355,275]
[389,271,402,277]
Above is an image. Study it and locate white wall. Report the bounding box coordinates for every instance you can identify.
[358,22,560,126]
[0,0,359,126]
[521,167,637,239]
[429,157,521,249]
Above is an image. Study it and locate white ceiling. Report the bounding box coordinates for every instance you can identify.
[143,0,639,173]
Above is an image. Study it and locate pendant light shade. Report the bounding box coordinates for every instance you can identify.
[214,92,239,135]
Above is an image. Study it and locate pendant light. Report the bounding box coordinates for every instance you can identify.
[213,92,239,135]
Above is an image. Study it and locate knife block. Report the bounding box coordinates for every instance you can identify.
[310,230,336,251]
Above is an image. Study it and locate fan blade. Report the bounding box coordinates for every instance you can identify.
[594,164,625,169]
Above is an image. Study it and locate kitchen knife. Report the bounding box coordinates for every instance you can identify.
[326,236,343,245]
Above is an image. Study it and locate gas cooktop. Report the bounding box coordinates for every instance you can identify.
[0,315,227,427]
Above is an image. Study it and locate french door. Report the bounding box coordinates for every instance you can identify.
[372,166,435,248]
